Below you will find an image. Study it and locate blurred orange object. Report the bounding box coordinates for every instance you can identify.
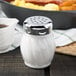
[60,0,74,6]
[60,6,72,10]
[72,4,76,10]
[60,0,76,10]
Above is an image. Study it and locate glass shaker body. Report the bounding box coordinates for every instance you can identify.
[20,16,56,68]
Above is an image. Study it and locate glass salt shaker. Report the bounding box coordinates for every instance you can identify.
[20,16,56,69]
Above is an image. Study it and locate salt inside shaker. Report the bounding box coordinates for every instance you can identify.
[20,16,56,69]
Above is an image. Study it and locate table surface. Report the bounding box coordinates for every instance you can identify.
[0,47,76,76]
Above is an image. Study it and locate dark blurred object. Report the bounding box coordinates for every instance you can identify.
[0,0,76,29]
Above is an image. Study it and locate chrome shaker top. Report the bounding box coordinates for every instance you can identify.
[23,16,52,36]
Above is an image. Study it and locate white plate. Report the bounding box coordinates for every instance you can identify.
[0,9,24,53]
[0,25,23,53]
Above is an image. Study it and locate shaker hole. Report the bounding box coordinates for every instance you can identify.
[24,22,27,24]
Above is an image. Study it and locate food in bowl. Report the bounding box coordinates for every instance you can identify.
[10,0,60,11]
[10,0,76,11]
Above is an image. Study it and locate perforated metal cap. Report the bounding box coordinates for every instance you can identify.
[23,16,53,36]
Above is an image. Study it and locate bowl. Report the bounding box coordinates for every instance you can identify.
[0,0,76,29]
